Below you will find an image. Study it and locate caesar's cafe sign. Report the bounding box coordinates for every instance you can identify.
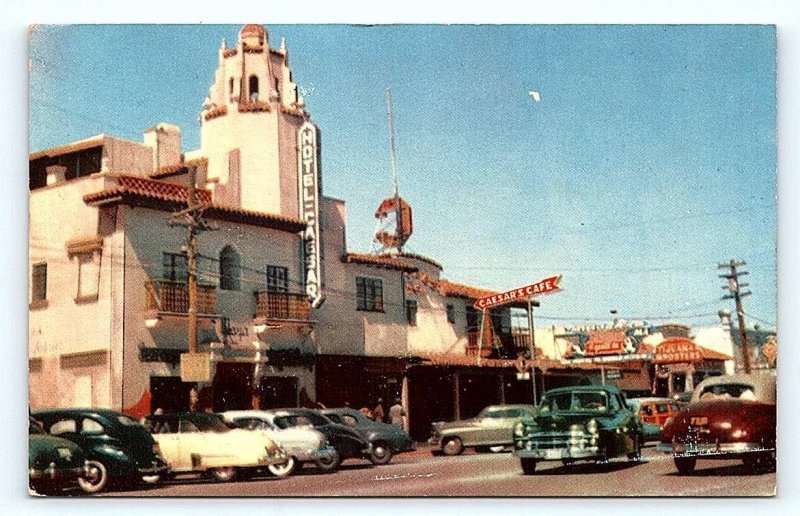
[474,275,562,310]
[298,122,323,307]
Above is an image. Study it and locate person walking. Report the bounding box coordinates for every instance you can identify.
[373,398,385,423]
[389,397,405,427]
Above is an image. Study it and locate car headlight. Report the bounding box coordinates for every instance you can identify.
[569,424,583,436]
[514,422,525,437]
[586,419,599,435]
[56,447,73,460]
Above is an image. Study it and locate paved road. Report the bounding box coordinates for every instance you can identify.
[104,445,775,497]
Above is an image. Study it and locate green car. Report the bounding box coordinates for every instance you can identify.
[513,385,644,474]
[32,409,169,493]
[29,418,88,495]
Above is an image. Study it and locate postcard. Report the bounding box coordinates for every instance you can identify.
[28,23,776,497]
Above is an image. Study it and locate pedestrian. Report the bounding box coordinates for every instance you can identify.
[373,398,385,423]
[389,397,405,427]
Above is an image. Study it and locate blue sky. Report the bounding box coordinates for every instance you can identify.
[29,24,777,329]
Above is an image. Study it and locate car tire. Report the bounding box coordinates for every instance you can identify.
[209,466,236,482]
[674,457,696,475]
[30,480,58,496]
[78,460,109,494]
[743,451,776,473]
[369,442,394,465]
[442,437,464,456]
[520,458,537,475]
[315,450,341,472]
[267,456,296,477]
[627,436,642,461]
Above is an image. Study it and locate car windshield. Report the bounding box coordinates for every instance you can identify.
[699,383,757,400]
[29,419,46,435]
[191,414,231,432]
[117,414,145,427]
[539,391,609,413]
[274,413,328,429]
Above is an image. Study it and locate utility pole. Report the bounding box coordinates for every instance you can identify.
[526,298,541,403]
[169,165,214,378]
[718,259,752,374]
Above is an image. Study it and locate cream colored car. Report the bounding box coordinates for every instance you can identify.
[143,412,291,481]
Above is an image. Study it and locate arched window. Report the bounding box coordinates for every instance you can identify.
[219,246,241,291]
[249,75,259,102]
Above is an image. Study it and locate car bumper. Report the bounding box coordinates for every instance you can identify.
[294,445,337,463]
[513,446,602,461]
[655,441,774,458]
[29,464,87,482]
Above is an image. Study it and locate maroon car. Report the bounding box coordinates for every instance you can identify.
[657,373,776,474]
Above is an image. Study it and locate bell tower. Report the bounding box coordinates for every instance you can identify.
[200,24,311,216]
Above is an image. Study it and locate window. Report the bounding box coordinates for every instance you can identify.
[31,262,47,305]
[446,304,456,324]
[76,252,100,301]
[266,265,288,292]
[219,246,241,291]
[49,419,77,435]
[356,277,383,312]
[406,299,418,325]
[274,77,280,100]
[80,418,105,435]
[249,75,259,101]
[163,252,188,282]
[229,77,234,96]
[466,306,480,332]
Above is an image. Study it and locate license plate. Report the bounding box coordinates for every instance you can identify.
[545,449,562,460]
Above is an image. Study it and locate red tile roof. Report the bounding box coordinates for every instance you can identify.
[83,175,305,233]
[149,157,208,180]
[415,352,610,372]
[398,252,443,271]
[342,253,419,272]
[438,279,498,300]
[697,345,733,361]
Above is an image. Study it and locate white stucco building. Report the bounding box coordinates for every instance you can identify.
[30,24,603,439]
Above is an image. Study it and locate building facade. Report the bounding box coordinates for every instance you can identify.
[30,24,613,440]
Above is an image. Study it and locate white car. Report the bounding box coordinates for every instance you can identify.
[222,410,340,473]
[143,412,292,481]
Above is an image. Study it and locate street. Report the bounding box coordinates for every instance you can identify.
[102,445,774,497]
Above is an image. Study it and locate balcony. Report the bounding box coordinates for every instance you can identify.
[465,332,492,358]
[145,280,218,315]
[254,290,312,324]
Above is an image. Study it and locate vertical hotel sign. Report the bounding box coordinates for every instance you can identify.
[298,122,323,307]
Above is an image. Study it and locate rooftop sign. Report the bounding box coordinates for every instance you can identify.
[474,275,562,310]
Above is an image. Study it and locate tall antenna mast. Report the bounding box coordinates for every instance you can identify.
[387,88,399,199]
[371,88,413,255]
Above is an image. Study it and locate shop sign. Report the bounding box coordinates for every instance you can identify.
[180,352,212,382]
[585,331,626,356]
[653,338,703,364]
[297,122,323,307]
[474,275,562,310]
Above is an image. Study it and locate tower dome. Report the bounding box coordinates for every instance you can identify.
[239,24,267,45]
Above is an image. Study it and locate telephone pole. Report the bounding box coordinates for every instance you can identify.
[169,165,214,356]
[718,259,752,374]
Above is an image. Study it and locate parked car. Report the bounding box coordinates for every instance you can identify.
[320,407,415,465]
[32,408,169,493]
[429,404,537,456]
[263,408,372,467]
[657,373,776,474]
[673,390,694,409]
[29,417,88,495]
[626,397,680,442]
[221,410,340,473]
[513,385,644,474]
[143,411,291,481]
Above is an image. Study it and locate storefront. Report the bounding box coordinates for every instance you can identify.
[652,337,730,398]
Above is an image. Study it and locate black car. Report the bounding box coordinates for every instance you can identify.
[29,417,88,495]
[321,407,415,465]
[32,409,169,493]
[264,408,372,468]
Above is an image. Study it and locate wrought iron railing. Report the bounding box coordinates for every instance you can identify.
[255,291,311,321]
[145,280,217,314]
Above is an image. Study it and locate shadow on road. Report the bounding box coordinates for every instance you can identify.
[663,462,775,477]
[528,459,647,476]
